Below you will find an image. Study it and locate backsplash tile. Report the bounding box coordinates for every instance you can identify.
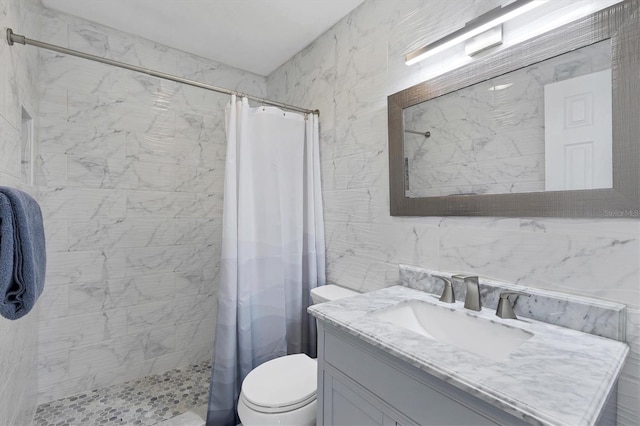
[399,264,626,341]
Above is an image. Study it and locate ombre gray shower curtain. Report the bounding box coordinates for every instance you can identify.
[206,95,325,426]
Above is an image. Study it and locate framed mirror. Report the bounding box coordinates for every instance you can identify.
[388,0,639,217]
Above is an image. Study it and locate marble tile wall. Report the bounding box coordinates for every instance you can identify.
[266,0,639,424]
[36,8,266,403]
[0,0,41,423]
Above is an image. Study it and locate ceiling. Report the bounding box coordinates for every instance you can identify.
[41,0,365,76]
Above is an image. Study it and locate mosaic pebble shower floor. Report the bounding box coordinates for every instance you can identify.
[34,362,211,426]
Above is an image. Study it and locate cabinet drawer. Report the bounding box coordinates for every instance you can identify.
[323,328,525,426]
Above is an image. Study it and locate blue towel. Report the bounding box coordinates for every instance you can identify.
[0,187,46,320]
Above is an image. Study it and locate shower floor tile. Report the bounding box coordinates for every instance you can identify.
[34,361,211,426]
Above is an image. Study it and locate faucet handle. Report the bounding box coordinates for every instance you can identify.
[452,274,481,311]
[451,274,478,282]
[496,292,531,319]
[433,275,455,303]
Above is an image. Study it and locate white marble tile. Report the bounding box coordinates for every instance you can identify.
[175,164,221,194]
[126,190,196,218]
[66,91,176,137]
[174,218,220,246]
[126,132,194,166]
[37,349,69,389]
[323,188,388,224]
[68,341,123,380]
[125,246,194,277]
[68,218,176,250]
[121,159,177,191]
[66,154,126,189]
[40,51,128,99]
[38,152,67,187]
[45,250,126,286]
[118,326,177,362]
[438,226,639,307]
[0,116,21,179]
[38,285,69,320]
[175,318,216,352]
[177,192,223,218]
[39,309,128,353]
[175,266,219,298]
[39,118,127,159]
[174,294,218,325]
[125,300,178,335]
[321,148,387,191]
[67,273,175,315]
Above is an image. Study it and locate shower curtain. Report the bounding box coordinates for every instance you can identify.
[206,96,325,426]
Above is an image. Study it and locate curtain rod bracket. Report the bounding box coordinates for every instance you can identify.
[6,28,25,46]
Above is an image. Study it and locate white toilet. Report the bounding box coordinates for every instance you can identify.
[237,284,358,426]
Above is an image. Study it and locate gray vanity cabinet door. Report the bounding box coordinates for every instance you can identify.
[318,324,528,426]
[323,372,395,426]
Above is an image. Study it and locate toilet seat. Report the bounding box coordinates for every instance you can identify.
[240,354,317,414]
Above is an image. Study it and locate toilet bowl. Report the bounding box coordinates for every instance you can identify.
[237,284,358,426]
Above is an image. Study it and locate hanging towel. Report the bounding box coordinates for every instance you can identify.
[0,186,46,320]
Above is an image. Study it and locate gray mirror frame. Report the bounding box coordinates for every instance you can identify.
[388,0,639,217]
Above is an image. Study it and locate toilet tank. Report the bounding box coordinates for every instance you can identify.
[310,284,358,304]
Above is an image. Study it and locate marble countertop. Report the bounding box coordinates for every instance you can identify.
[308,285,629,426]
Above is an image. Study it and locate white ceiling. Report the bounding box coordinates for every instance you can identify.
[41,0,365,76]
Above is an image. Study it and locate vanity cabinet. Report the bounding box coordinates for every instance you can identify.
[316,322,529,426]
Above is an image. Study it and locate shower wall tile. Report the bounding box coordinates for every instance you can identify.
[45,250,126,286]
[39,187,127,220]
[121,160,178,191]
[38,285,69,320]
[175,266,220,298]
[36,6,266,403]
[65,155,126,189]
[39,120,128,159]
[125,132,205,166]
[267,0,639,423]
[125,190,195,218]
[39,308,128,353]
[124,246,195,277]
[175,318,217,351]
[37,349,69,389]
[67,218,177,250]
[38,152,68,187]
[0,0,41,423]
[0,117,21,178]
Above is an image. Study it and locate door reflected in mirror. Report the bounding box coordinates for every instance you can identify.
[403,40,612,198]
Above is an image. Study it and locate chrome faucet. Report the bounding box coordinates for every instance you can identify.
[452,275,481,311]
[433,275,455,303]
[496,291,531,319]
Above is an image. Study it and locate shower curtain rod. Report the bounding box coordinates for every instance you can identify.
[6,28,319,115]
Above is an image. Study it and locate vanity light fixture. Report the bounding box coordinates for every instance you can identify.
[405,0,546,65]
[465,25,503,56]
[488,83,513,91]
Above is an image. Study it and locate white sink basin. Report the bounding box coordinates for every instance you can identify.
[368,300,533,362]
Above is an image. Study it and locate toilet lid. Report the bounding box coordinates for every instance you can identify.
[241,354,317,413]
